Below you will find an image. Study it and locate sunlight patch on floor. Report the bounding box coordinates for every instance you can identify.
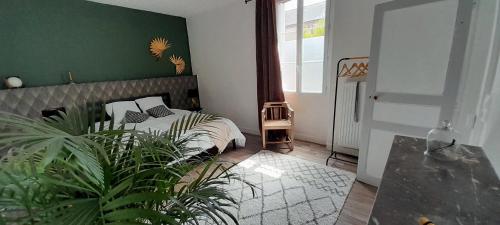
[254,164,284,178]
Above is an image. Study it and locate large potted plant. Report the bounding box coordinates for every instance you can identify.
[0,106,249,225]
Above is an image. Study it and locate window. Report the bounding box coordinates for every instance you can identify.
[277,0,328,93]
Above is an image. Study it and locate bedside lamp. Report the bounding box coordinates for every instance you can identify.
[187,89,201,111]
[42,107,66,119]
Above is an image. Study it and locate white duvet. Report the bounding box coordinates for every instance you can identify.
[95,109,246,157]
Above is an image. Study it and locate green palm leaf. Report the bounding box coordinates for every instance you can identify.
[0,107,252,225]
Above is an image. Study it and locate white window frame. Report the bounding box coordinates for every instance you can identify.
[279,0,332,94]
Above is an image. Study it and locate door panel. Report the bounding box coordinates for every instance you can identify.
[358,0,473,186]
[376,0,458,96]
[372,102,441,128]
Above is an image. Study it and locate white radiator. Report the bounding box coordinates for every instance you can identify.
[333,80,366,149]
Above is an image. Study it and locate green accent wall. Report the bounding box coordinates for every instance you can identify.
[0,0,192,89]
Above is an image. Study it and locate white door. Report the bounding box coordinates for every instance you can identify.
[358,0,473,186]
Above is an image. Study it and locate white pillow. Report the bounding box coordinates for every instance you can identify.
[105,101,141,124]
[135,96,168,112]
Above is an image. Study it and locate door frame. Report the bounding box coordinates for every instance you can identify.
[357,0,474,186]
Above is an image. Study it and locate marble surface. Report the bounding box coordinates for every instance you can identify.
[368,136,500,225]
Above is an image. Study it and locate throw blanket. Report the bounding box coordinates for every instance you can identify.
[187,117,246,152]
[95,109,246,155]
[195,120,233,151]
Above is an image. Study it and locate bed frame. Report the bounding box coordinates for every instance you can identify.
[0,75,239,151]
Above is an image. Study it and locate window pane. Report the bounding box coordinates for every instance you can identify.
[278,0,297,92]
[301,0,326,93]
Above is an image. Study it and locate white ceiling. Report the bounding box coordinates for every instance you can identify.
[87,0,241,18]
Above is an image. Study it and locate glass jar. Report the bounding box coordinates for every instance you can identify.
[425,120,457,159]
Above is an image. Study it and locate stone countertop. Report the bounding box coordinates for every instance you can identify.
[368,135,500,225]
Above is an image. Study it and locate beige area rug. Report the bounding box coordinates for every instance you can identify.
[202,150,356,225]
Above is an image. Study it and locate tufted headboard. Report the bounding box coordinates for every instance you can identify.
[0,76,198,118]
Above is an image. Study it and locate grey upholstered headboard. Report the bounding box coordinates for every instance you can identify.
[0,76,198,118]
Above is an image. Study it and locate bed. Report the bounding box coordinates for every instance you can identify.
[90,93,246,158]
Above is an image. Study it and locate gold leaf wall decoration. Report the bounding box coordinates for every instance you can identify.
[150,37,170,59]
[170,55,186,74]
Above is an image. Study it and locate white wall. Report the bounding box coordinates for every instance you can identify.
[481,64,500,176]
[187,0,336,144]
[470,0,500,175]
[457,0,500,176]
[187,1,260,135]
[454,0,500,144]
[285,93,330,144]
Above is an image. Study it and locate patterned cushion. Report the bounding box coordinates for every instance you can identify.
[122,110,149,123]
[146,105,174,118]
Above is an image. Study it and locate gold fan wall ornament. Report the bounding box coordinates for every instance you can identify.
[150,37,170,59]
[170,55,186,74]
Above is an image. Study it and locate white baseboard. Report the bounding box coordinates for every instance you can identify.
[293,132,326,145]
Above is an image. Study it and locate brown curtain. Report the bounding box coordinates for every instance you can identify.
[256,0,285,131]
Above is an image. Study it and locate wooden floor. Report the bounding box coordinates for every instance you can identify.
[219,133,377,225]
